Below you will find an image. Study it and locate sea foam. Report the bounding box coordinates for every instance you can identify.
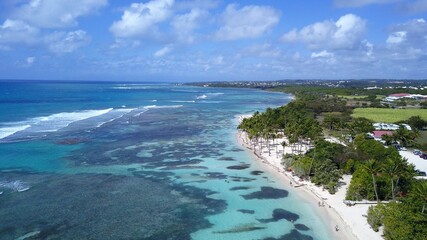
[30,108,113,132]
[196,94,208,99]
[0,180,30,192]
[0,124,31,139]
[0,108,113,140]
[144,105,183,109]
[171,100,196,103]
[94,108,136,127]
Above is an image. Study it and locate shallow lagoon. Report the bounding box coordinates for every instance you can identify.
[0,82,331,239]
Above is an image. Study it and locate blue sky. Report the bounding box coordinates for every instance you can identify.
[0,0,426,81]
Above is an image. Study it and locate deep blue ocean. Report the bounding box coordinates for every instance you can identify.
[0,81,332,239]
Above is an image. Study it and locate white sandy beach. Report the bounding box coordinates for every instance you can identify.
[236,116,383,240]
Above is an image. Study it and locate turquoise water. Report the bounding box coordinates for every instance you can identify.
[0,81,331,239]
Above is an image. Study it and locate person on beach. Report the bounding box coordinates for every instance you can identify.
[335,225,339,231]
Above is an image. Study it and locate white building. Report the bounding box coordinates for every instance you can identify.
[373,122,412,131]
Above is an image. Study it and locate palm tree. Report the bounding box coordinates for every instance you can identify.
[413,181,427,214]
[363,159,381,202]
[381,134,394,146]
[383,156,407,200]
[392,125,419,147]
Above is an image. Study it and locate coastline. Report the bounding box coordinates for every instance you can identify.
[235,115,383,240]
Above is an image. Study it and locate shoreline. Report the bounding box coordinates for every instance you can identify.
[235,115,383,240]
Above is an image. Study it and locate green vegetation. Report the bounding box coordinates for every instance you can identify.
[407,116,427,130]
[229,80,427,239]
[192,80,427,237]
[238,96,347,192]
[352,108,427,123]
[366,181,427,240]
[272,84,427,97]
[345,136,415,202]
[338,95,385,100]
[416,131,427,151]
[238,90,426,239]
[338,95,369,99]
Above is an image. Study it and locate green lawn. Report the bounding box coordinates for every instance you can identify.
[338,95,385,100]
[338,95,368,99]
[352,108,427,123]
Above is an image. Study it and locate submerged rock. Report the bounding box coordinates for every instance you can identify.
[264,229,313,240]
[258,208,300,223]
[250,170,264,175]
[214,223,266,234]
[230,186,251,191]
[272,209,299,222]
[230,176,256,182]
[241,187,288,200]
[0,173,226,240]
[204,172,228,179]
[56,138,86,145]
[237,209,255,214]
[218,157,236,161]
[294,223,310,231]
[227,164,250,170]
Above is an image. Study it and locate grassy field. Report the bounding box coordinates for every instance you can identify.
[338,95,368,99]
[338,95,385,100]
[352,108,427,123]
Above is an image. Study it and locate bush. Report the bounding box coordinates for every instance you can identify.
[367,205,383,232]
[311,158,342,191]
[346,167,373,201]
[327,181,337,194]
[343,159,357,174]
[282,154,295,170]
[381,202,427,240]
[292,156,312,178]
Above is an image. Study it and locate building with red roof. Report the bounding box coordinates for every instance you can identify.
[372,130,393,139]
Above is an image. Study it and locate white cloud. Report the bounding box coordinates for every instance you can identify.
[362,40,374,56]
[13,0,107,28]
[282,14,366,50]
[154,45,173,58]
[26,56,36,65]
[109,39,142,49]
[213,55,224,65]
[45,30,89,53]
[386,31,407,44]
[334,0,397,8]
[292,52,301,60]
[215,4,280,41]
[0,19,39,46]
[0,0,104,52]
[171,8,207,43]
[110,0,174,38]
[387,18,427,47]
[311,50,334,58]
[282,29,298,42]
[385,18,427,59]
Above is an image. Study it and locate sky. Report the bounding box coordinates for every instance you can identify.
[0,0,426,82]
